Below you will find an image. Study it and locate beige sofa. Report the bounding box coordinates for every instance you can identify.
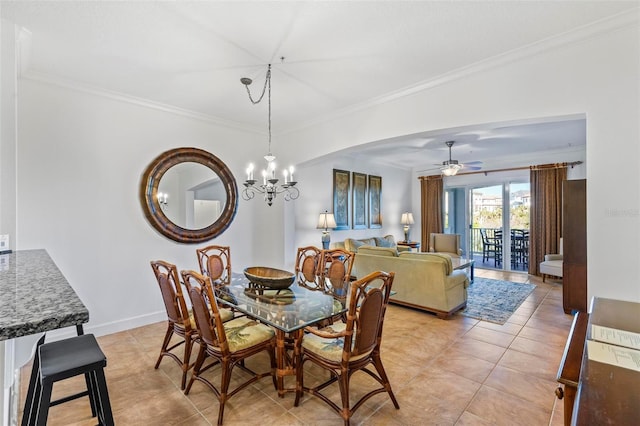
[353,246,469,319]
[332,234,410,253]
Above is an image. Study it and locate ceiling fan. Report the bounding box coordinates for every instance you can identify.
[438,141,482,176]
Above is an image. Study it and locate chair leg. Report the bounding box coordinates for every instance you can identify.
[181,335,194,390]
[217,360,232,426]
[84,371,98,417]
[155,323,174,369]
[338,369,351,426]
[93,368,115,426]
[34,380,53,426]
[184,344,206,394]
[21,334,45,426]
[269,344,278,391]
[294,358,304,407]
[371,355,400,409]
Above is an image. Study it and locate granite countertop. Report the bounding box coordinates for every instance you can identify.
[0,249,89,341]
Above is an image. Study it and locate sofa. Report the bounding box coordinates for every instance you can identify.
[332,234,410,253]
[353,245,469,318]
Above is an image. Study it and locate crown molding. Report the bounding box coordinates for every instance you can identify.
[19,69,265,135]
[283,8,639,135]
[14,8,638,137]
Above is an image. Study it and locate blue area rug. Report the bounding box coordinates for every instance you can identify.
[459,277,536,324]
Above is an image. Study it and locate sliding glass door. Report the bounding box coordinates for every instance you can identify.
[467,182,530,271]
[471,185,503,268]
[509,183,530,271]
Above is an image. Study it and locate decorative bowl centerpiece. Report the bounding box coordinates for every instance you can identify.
[243,266,296,290]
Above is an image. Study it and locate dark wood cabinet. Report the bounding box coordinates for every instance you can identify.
[572,298,640,424]
[556,312,589,425]
[562,179,587,314]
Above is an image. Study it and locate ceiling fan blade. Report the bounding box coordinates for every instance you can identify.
[461,164,482,171]
[463,160,483,165]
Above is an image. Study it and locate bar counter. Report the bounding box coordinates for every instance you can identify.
[1,249,89,425]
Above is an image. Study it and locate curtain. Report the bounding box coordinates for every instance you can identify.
[529,164,567,275]
[420,176,443,252]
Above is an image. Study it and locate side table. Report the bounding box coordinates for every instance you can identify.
[397,241,420,252]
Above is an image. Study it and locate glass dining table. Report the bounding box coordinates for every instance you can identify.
[214,272,348,397]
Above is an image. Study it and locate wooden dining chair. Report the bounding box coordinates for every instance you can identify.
[295,246,323,289]
[181,270,277,426]
[150,260,196,390]
[294,270,399,425]
[196,245,232,287]
[319,248,354,294]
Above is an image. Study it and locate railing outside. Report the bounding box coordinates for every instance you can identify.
[470,228,529,255]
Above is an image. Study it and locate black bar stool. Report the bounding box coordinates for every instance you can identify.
[22,333,114,426]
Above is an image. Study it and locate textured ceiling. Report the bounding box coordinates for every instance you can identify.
[2,1,635,168]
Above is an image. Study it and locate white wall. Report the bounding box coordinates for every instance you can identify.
[291,156,411,269]
[5,13,639,341]
[15,79,264,337]
[280,17,640,303]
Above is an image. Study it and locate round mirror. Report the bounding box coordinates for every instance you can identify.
[140,147,238,243]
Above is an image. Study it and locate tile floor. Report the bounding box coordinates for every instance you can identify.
[19,269,571,425]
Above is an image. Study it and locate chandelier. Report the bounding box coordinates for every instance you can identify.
[240,63,299,206]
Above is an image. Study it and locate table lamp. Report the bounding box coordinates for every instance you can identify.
[400,212,414,242]
[317,210,337,249]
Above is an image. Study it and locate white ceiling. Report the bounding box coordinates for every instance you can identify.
[2,1,635,168]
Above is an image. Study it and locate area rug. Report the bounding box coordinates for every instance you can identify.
[459,278,536,324]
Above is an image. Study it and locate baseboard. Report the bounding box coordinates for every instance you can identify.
[44,310,166,341]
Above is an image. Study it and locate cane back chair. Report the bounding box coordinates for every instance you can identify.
[294,270,399,425]
[182,270,277,426]
[295,246,323,289]
[196,245,232,287]
[150,260,196,390]
[319,248,354,297]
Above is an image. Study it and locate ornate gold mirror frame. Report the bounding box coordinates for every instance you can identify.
[140,147,238,243]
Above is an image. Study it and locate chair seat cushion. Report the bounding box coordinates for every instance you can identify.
[540,260,563,277]
[39,334,106,380]
[189,308,234,330]
[302,324,369,363]
[223,317,275,352]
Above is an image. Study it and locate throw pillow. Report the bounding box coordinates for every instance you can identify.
[345,238,367,252]
[374,236,395,248]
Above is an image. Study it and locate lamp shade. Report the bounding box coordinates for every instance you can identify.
[317,211,337,230]
[400,212,414,226]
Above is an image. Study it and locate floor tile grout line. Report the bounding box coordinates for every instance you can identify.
[453,274,557,424]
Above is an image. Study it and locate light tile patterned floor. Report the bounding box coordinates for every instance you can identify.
[19,270,570,425]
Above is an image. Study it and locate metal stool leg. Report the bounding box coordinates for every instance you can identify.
[21,334,45,426]
[93,368,114,425]
[34,378,53,426]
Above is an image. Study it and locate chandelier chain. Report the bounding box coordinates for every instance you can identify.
[240,62,298,206]
[244,64,272,155]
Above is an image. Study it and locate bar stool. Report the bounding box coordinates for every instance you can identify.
[22,334,114,426]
